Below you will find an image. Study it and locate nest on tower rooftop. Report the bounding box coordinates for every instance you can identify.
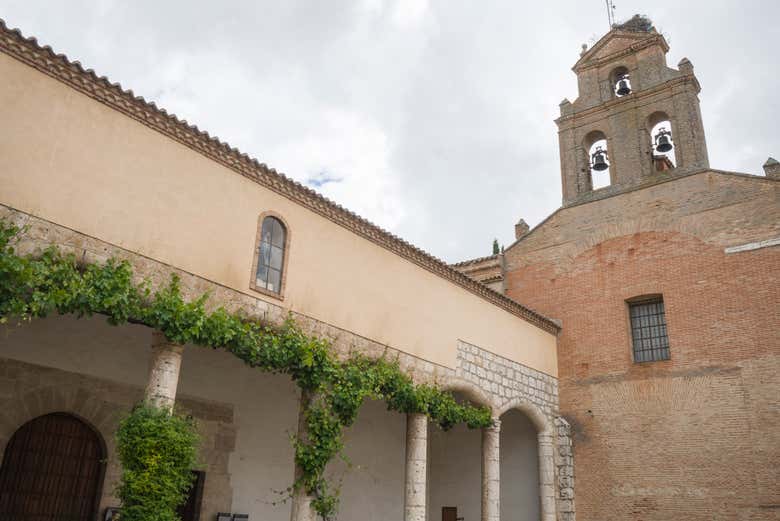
[615,14,656,33]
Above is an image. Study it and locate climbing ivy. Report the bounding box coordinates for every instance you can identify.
[0,219,493,519]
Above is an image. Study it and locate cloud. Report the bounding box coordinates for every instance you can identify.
[306,172,345,189]
[0,0,776,262]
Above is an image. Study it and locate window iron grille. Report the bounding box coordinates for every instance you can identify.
[629,297,670,362]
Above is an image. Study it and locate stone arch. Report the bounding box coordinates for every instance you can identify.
[497,398,557,521]
[497,397,552,435]
[0,386,122,453]
[440,377,495,410]
[582,129,607,152]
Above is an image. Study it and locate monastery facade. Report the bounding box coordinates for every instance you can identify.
[0,13,777,521]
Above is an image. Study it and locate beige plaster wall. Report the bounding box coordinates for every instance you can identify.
[0,52,557,376]
[428,421,482,521]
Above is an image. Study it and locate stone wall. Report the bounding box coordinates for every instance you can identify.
[0,357,235,519]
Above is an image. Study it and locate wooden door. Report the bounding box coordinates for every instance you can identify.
[442,506,458,521]
[0,413,105,521]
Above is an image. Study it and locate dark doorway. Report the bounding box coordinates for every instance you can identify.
[177,471,205,521]
[0,412,106,521]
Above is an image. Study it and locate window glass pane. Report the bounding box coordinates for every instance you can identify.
[258,241,271,268]
[270,245,283,270]
[256,265,269,287]
[261,218,274,244]
[267,268,281,293]
[271,219,285,247]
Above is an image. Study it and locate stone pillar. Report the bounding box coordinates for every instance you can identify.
[290,390,317,521]
[538,431,557,521]
[481,418,501,521]
[404,413,427,521]
[144,330,184,410]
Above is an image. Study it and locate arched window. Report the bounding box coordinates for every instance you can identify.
[252,214,288,296]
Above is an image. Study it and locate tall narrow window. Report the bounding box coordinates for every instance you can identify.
[255,215,286,294]
[628,296,670,362]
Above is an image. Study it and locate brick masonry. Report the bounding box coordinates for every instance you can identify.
[503,169,779,520]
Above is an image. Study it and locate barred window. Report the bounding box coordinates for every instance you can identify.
[255,216,286,294]
[628,296,670,362]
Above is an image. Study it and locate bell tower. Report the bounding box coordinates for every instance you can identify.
[556,15,709,205]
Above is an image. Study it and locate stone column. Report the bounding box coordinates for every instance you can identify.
[290,390,317,521]
[481,418,501,521]
[538,431,557,521]
[404,413,427,521]
[144,330,184,410]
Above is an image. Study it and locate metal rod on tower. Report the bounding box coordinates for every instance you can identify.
[604,0,616,28]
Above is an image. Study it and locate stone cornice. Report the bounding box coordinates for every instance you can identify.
[573,30,668,73]
[0,19,559,335]
[555,74,700,127]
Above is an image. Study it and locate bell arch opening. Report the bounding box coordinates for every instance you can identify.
[0,412,106,521]
[647,111,677,169]
[584,130,611,190]
[611,66,632,97]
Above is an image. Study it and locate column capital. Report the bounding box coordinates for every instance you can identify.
[485,417,501,433]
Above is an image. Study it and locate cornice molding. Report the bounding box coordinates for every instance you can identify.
[555,74,699,126]
[574,31,668,72]
[0,19,559,334]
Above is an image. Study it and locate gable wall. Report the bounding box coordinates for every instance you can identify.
[503,172,780,520]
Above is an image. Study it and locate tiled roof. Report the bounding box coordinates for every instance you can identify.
[451,254,500,268]
[0,19,559,334]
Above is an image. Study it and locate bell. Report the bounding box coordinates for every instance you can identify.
[616,77,631,96]
[591,147,609,171]
[655,128,673,153]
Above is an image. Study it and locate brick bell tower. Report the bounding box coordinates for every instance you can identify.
[556,15,710,205]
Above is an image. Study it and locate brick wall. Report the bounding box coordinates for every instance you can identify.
[504,171,779,520]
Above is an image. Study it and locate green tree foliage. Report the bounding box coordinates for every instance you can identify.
[0,219,493,519]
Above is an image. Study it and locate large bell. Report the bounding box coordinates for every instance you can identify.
[591,147,609,171]
[655,128,673,153]
[616,77,631,96]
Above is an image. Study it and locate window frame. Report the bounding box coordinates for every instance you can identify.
[249,211,291,300]
[626,294,671,363]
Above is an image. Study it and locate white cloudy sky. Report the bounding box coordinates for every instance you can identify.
[1,1,777,262]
